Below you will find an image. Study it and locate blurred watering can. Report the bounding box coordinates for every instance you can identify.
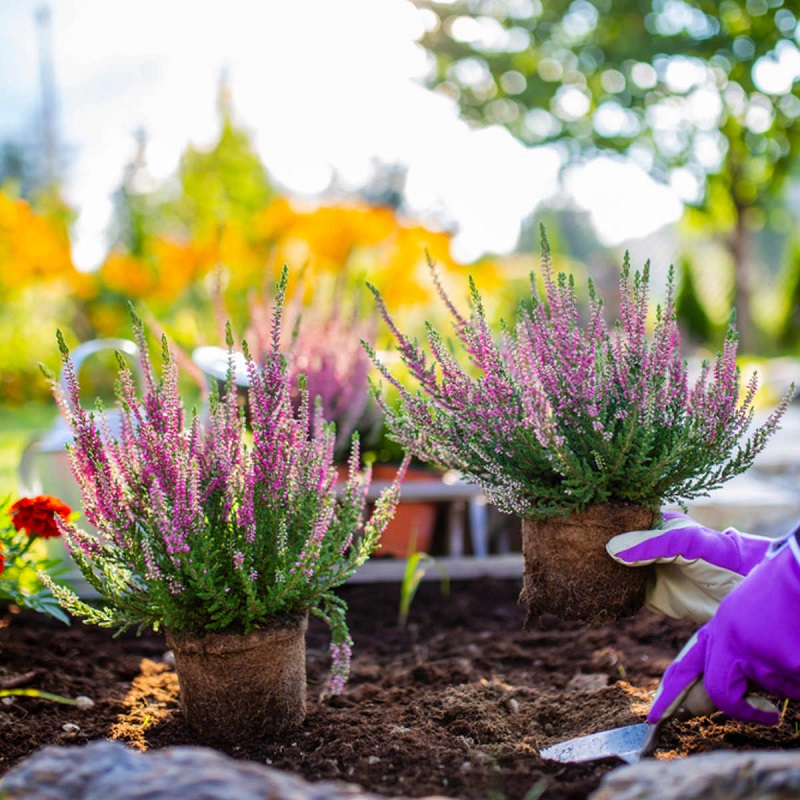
[192,345,252,423]
[192,345,251,387]
[19,338,143,594]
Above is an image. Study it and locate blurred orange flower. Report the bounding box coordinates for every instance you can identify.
[99,250,158,298]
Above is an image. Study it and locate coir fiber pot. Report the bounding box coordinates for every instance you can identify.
[166,612,308,745]
[520,502,654,625]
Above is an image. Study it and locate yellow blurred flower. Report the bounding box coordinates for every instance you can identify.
[0,192,74,291]
[87,303,129,338]
[252,196,301,241]
[99,250,158,299]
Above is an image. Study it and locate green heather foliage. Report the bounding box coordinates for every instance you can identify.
[40,269,407,693]
[367,230,794,520]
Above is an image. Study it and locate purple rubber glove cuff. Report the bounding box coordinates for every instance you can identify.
[648,531,800,726]
[614,512,771,577]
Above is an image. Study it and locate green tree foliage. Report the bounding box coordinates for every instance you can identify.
[777,236,800,351]
[416,0,800,350]
[159,84,273,240]
[675,254,715,346]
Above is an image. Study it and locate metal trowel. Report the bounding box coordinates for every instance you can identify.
[539,721,661,765]
[541,676,717,764]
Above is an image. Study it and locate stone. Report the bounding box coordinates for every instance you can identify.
[591,750,800,800]
[0,740,449,800]
[566,673,609,693]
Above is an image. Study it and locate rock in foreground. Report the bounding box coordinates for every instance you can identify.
[592,750,800,800]
[0,739,447,800]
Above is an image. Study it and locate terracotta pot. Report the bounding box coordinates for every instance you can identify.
[166,612,308,745]
[520,502,654,625]
[370,464,438,558]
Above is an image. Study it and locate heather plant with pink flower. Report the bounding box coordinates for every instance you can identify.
[369,232,791,518]
[40,269,407,706]
[367,230,794,622]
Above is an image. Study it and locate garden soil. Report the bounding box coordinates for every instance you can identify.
[2,578,800,800]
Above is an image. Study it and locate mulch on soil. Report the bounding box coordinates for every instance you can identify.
[2,578,799,800]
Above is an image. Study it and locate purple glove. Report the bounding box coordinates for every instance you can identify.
[607,513,771,623]
[648,532,800,725]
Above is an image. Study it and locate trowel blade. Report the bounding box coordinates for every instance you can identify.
[539,723,650,765]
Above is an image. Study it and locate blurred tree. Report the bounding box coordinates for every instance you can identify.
[159,73,273,240]
[777,235,800,350]
[358,160,408,211]
[109,128,157,256]
[415,0,800,350]
[96,75,275,343]
[0,140,37,199]
[674,253,716,346]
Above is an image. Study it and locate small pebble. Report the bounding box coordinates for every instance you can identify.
[62,723,80,733]
[389,725,412,735]
[468,749,493,766]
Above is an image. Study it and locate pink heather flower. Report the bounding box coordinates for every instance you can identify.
[329,635,353,695]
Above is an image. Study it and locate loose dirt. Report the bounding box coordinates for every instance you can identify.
[2,578,799,799]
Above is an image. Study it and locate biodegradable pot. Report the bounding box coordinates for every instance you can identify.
[520,502,654,625]
[166,612,308,745]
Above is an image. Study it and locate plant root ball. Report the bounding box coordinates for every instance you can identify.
[520,502,654,625]
[167,613,308,745]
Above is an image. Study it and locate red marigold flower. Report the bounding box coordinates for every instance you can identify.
[9,495,72,540]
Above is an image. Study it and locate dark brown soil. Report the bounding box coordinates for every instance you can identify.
[1,578,799,799]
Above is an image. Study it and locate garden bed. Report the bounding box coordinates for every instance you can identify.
[2,577,799,799]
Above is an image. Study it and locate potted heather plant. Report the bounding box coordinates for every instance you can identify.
[366,230,794,623]
[40,269,407,745]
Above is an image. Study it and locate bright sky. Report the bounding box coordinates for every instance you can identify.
[0,0,684,270]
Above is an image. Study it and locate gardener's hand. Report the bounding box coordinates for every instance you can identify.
[606,512,771,624]
[645,533,800,726]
